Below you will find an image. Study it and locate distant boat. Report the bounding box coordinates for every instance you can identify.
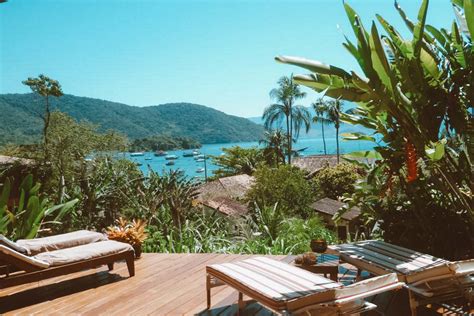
[130,152,144,157]
[183,151,194,157]
[145,157,152,161]
[194,154,205,160]
[196,158,205,162]
[165,155,178,160]
[165,161,175,166]
[136,162,143,166]
[192,150,200,155]
[154,150,168,157]
[196,168,205,173]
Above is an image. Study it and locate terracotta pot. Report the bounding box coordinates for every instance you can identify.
[310,239,327,253]
[133,244,142,259]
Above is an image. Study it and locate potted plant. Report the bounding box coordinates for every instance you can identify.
[106,217,147,259]
[310,239,328,253]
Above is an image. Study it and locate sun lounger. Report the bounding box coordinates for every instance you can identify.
[327,240,474,315]
[0,240,134,289]
[15,230,108,255]
[206,256,403,315]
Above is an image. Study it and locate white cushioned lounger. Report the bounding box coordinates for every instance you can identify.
[16,230,107,255]
[0,245,50,269]
[34,240,133,266]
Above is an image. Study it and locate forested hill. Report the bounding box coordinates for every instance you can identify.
[0,93,264,145]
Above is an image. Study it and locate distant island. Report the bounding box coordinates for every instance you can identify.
[0,93,264,146]
[129,135,201,152]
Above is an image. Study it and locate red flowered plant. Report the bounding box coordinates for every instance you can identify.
[405,140,418,183]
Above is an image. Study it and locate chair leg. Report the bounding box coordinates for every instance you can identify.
[238,292,245,315]
[126,252,135,277]
[206,274,211,309]
[408,290,418,316]
[107,263,114,271]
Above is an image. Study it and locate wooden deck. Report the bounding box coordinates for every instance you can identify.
[1,253,292,315]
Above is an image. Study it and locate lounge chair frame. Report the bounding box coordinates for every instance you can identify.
[0,249,135,289]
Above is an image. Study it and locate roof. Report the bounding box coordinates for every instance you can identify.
[197,174,254,201]
[311,197,361,222]
[200,196,249,216]
[197,174,254,216]
[0,155,35,166]
[292,155,339,177]
[292,155,376,177]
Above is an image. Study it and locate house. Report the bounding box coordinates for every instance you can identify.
[291,155,339,178]
[196,174,254,216]
[0,155,35,167]
[292,155,376,178]
[310,197,361,241]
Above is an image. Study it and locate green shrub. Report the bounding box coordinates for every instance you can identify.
[312,163,363,199]
[0,174,77,240]
[246,165,313,217]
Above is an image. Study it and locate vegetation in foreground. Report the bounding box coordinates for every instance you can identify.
[277,0,473,259]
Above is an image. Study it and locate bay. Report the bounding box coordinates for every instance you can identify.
[123,137,376,179]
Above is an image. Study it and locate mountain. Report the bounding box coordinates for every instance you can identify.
[0,93,264,145]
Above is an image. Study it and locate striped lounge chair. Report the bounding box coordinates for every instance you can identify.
[327,240,474,315]
[206,256,403,315]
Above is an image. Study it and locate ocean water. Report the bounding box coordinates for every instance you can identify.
[123,137,376,179]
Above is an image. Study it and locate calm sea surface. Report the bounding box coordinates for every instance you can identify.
[123,137,375,179]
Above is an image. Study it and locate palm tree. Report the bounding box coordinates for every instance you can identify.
[325,99,343,163]
[259,128,287,167]
[311,98,332,155]
[262,76,311,164]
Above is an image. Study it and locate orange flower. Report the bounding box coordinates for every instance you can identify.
[405,140,418,183]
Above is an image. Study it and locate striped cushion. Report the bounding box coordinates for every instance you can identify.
[208,257,342,302]
[329,240,452,283]
[208,257,401,313]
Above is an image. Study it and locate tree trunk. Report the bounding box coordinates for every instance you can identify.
[336,125,340,163]
[321,123,327,155]
[286,115,291,165]
[43,95,51,162]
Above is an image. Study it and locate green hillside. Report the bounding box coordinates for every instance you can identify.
[0,94,264,145]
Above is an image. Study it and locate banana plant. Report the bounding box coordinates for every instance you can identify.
[276,0,473,215]
[0,174,78,240]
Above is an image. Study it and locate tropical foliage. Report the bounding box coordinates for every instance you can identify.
[246,165,314,218]
[262,76,311,164]
[277,0,473,259]
[312,163,364,200]
[259,129,287,167]
[311,99,332,155]
[106,217,148,247]
[0,174,77,240]
[22,74,63,161]
[210,146,265,178]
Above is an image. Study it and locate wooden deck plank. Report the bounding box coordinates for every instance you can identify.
[1,253,364,315]
[0,253,292,315]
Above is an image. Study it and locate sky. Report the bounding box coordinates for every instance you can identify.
[1,0,454,117]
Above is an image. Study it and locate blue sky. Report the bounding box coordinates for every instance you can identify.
[1,0,453,117]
